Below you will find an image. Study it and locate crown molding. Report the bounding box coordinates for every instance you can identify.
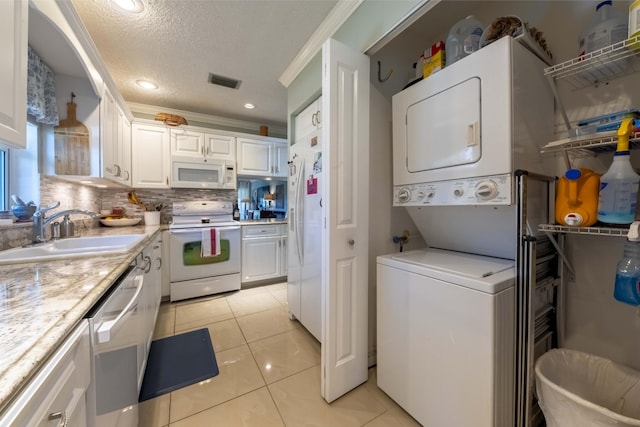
[127,102,287,138]
[278,0,364,88]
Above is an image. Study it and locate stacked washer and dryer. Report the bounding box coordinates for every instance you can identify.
[377,36,557,427]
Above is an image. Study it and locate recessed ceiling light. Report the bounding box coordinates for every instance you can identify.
[244,103,255,109]
[112,0,144,13]
[136,80,158,90]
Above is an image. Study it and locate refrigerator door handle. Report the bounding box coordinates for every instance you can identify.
[290,208,295,232]
[295,158,305,264]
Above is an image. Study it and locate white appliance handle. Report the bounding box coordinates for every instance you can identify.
[169,226,240,234]
[295,158,305,264]
[96,274,144,344]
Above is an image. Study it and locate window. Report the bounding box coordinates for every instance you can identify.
[2,122,40,212]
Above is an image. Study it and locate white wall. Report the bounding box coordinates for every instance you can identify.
[367,85,426,365]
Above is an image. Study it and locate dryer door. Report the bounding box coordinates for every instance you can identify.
[406,77,481,173]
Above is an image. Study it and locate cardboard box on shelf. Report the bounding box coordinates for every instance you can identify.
[423,41,445,79]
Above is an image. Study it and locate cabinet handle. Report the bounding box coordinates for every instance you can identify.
[48,411,68,427]
[348,239,355,246]
[311,112,317,127]
[143,255,152,273]
[316,110,321,126]
[155,256,162,270]
[122,170,130,181]
[166,177,169,185]
[114,164,121,177]
[201,146,205,156]
[206,146,211,156]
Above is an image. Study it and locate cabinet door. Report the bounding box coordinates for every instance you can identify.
[0,322,90,427]
[237,138,271,175]
[294,98,321,143]
[204,133,235,161]
[101,88,118,179]
[272,141,289,177]
[171,129,204,157]
[0,0,27,149]
[242,237,280,282]
[131,123,170,188]
[117,106,132,186]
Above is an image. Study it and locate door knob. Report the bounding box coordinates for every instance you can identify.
[348,239,355,246]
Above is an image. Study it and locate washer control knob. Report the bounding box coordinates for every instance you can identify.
[426,191,435,199]
[417,190,426,199]
[453,188,464,197]
[397,188,411,203]
[475,180,499,200]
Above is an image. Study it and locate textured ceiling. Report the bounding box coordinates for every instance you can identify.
[69,0,338,128]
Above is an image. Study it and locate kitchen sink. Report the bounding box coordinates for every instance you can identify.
[0,234,146,265]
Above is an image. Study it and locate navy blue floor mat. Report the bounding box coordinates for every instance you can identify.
[139,328,219,402]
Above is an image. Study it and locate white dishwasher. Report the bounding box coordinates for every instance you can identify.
[376,248,516,427]
[86,262,145,427]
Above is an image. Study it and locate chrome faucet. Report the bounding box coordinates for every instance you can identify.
[32,201,99,244]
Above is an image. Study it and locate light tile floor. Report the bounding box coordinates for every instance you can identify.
[139,282,421,427]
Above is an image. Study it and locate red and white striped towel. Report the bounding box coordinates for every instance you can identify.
[200,228,221,257]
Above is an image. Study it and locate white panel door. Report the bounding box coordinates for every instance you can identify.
[321,38,370,403]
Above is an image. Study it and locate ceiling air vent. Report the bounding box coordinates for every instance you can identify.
[208,73,241,89]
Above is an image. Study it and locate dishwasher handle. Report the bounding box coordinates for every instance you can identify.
[96,274,144,344]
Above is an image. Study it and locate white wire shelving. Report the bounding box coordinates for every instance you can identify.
[539,36,640,237]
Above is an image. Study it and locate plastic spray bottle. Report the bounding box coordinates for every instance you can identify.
[597,118,639,224]
[614,221,640,305]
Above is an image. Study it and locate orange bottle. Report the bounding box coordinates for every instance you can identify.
[555,168,601,227]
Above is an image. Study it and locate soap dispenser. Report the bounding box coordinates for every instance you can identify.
[61,214,74,238]
[614,221,640,305]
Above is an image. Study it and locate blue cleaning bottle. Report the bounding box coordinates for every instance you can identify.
[614,221,640,305]
[597,118,639,224]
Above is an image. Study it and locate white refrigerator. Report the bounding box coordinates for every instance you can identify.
[287,132,322,342]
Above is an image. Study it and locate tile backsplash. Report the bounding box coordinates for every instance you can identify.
[0,176,237,250]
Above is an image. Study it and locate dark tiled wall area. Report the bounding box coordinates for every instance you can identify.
[0,176,237,250]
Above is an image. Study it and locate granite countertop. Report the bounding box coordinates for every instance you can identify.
[0,225,161,414]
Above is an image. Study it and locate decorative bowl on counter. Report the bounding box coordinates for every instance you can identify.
[11,204,36,221]
[99,218,142,227]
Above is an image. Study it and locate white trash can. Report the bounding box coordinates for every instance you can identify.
[535,348,640,427]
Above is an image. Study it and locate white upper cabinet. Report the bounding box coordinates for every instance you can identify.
[101,87,131,185]
[0,0,27,149]
[294,96,322,143]
[237,137,288,177]
[131,121,170,189]
[171,128,235,161]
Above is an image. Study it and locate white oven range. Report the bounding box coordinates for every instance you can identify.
[169,201,240,302]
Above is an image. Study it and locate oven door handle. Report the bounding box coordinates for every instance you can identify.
[169,226,240,234]
[96,274,144,344]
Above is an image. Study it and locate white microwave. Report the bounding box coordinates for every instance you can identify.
[171,156,236,189]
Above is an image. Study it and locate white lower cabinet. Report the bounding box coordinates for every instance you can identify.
[241,224,287,283]
[0,321,91,426]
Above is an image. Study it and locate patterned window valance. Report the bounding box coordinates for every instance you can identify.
[27,46,59,126]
